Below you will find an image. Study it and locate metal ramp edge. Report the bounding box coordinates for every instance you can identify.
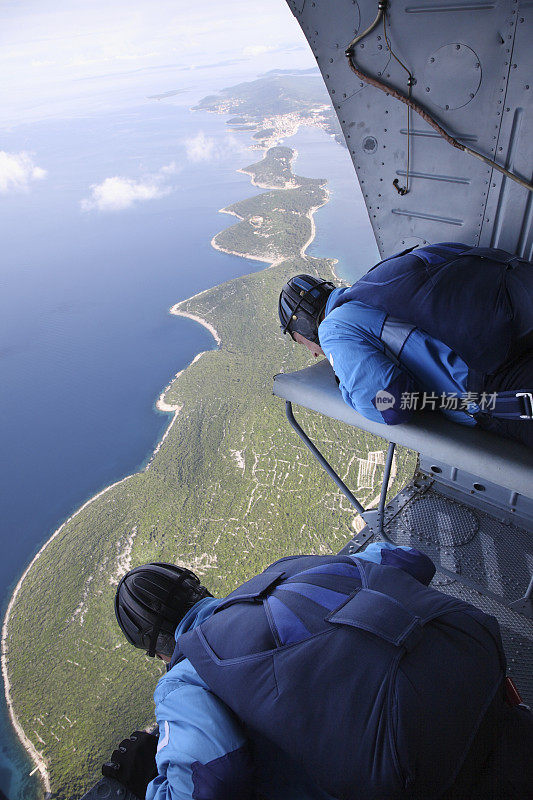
[273,359,533,500]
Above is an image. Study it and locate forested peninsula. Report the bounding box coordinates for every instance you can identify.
[3,75,415,799]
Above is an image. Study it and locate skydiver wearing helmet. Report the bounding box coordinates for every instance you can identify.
[278,242,533,448]
[103,545,533,800]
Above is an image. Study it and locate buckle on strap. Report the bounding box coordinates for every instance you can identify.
[516,392,533,419]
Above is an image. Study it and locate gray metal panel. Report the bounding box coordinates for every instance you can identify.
[479,4,533,256]
[273,359,533,495]
[419,453,533,523]
[286,0,533,256]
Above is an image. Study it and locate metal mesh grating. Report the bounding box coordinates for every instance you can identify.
[400,495,478,547]
[385,487,532,602]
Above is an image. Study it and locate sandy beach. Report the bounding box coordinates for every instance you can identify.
[170,307,222,346]
[210,231,280,266]
[300,189,330,259]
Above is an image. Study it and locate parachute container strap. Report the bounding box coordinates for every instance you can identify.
[284,401,396,539]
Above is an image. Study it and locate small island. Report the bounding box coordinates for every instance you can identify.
[3,73,415,800]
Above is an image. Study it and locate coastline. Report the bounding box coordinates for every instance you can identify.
[169,307,222,346]
[1,310,221,794]
[211,186,330,265]
[210,231,279,266]
[1,470,134,798]
[300,191,329,259]
[237,147,299,191]
[2,131,331,796]
[211,151,331,267]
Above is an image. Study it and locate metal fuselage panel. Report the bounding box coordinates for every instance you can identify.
[286,0,533,257]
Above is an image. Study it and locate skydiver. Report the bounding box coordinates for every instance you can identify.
[103,545,532,799]
[278,242,533,448]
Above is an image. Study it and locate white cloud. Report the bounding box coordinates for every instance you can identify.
[184,131,245,163]
[159,161,180,175]
[83,133,247,212]
[0,151,47,193]
[242,44,275,58]
[81,161,180,212]
[185,131,217,163]
[81,176,167,211]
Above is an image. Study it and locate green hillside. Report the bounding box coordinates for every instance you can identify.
[241,146,299,188]
[195,73,332,117]
[4,142,415,799]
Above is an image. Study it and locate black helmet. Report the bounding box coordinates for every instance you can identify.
[115,563,212,657]
[278,274,335,343]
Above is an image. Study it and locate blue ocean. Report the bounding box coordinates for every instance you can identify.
[0,86,376,799]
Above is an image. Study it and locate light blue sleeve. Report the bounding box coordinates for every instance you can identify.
[319,315,415,424]
[145,660,251,800]
[355,541,410,565]
[354,542,436,586]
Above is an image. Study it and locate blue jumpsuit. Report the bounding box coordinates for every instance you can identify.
[318,290,478,427]
[146,543,435,800]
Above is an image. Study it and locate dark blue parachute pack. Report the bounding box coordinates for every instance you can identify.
[328,242,533,376]
[177,554,505,800]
